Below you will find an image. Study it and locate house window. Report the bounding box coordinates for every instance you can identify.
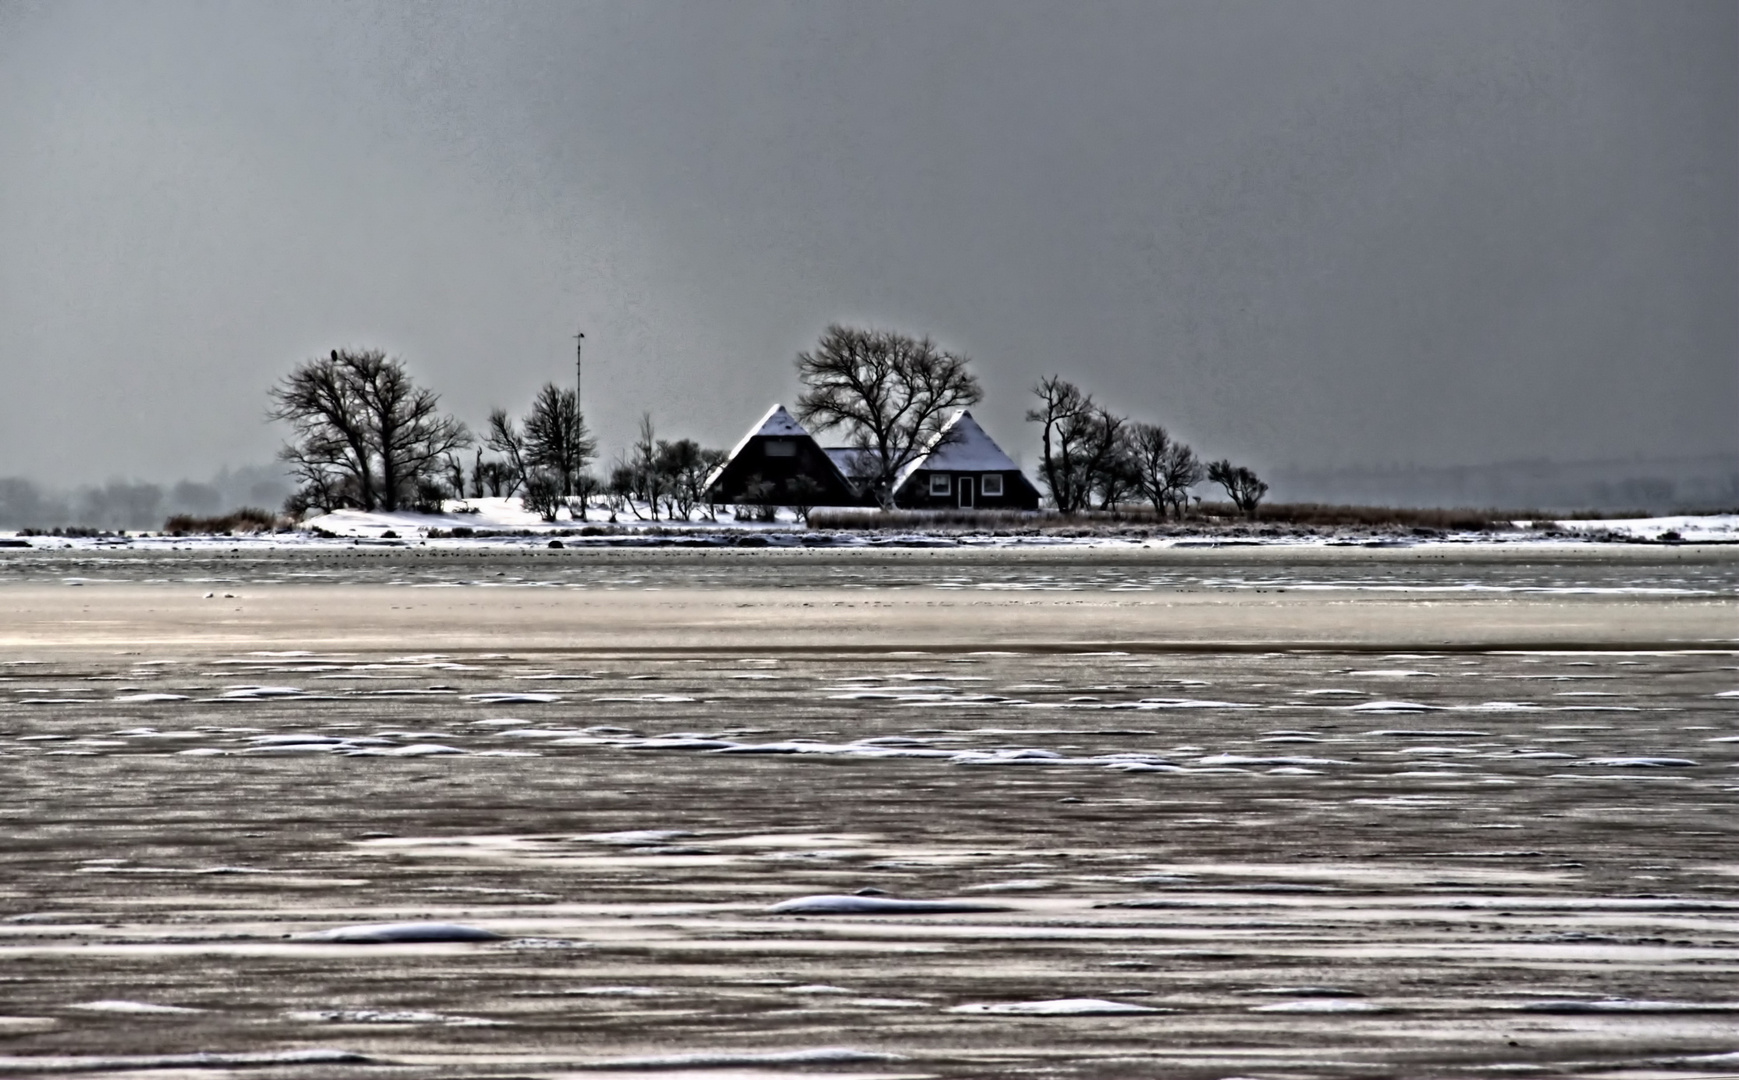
[981,474,1004,497]
[764,439,796,457]
[929,474,951,496]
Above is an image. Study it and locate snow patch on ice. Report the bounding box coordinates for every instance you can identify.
[0,1050,371,1072]
[949,998,1161,1015]
[766,894,1011,915]
[68,1000,204,1014]
[1515,998,1739,1013]
[219,686,303,699]
[577,1047,902,1067]
[577,829,695,846]
[286,1008,499,1025]
[292,921,504,944]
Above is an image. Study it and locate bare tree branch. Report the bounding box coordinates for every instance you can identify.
[1025,376,1099,512]
[268,349,378,511]
[485,408,531,495]
[794,325,982,507]
[1130,423,1206,518]
[269,349,468,514]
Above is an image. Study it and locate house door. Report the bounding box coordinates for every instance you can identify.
[958,476,974,508]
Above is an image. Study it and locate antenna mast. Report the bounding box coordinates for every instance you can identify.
[574,328,585,413]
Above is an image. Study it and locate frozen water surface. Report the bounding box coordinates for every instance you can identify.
[2,545,1737,1077]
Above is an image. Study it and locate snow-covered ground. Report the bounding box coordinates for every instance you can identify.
[303,497,804,536]
[1549,513,1739,543]
[0,497,1734,548]
[288,502,1739,546]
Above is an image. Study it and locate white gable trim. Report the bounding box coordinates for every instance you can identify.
[704,404,807,490]
[706,404,863,497]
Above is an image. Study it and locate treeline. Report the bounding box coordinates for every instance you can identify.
[268,332,1272,523]
[0,467,289,532]
[1027,376,1266,517]
[271,349,730,523]
[807,504,1519,532]
[786,325,1267,516]
[269,330,986,523]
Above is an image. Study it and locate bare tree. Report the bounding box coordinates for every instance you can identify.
[1130,423,1173,517]
[632,414,664,521]
[411,477,449,513]
[1206,459,1269,518]
[352,355,469,512]
[443,452,467,502]
[1082,408,1137,510]
[606,458,637,522]
[269,349,469,513]
[521,472,563,522]
[1130,424,1206,518]
[1158,441,1205,517]
[655,439,724,522]
[485,409,531,491]
[1025,376,1097,512]
[570,472,602,522]
[281,445,355,516]
[472,457,520,498]
[794,325,982,508]
[654,438,697,520]
[270,351,379,511]
[521,384,597,498]
[696,450,727,521]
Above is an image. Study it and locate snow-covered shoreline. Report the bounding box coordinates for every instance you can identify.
[1,498,1734,550]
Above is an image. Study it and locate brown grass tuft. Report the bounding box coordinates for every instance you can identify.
[808,503,1568,533]
[162,507,281,535]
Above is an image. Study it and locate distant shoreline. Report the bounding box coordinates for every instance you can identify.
[3,521,1736,550]
[6,494,1736,547]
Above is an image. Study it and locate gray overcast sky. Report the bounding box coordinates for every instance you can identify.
[1,0,1733,487]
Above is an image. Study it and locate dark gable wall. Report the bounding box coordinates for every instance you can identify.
[895,469,1041,510]
[708,436,863,506]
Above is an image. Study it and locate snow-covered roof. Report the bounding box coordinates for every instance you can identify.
[707,404,821,491]
[824,447,865,478]
[894,410,1021,490]
[720,402,809,462]
[752,404,810,439]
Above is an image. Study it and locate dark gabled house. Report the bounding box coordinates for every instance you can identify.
[891,410,1042,510]
[705,404,864,507]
